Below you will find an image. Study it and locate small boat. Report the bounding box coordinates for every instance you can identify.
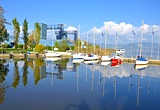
[84,54,99,61]
[72,53,85,59]
[111,60,122,67]
[111,56,122,64]
[135,20,148,65]
[45,51,62,57]
[116,49,125,54]
[101,56,111,61]
[135,56,148,65]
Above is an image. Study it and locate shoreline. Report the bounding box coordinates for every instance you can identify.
[1,53,160,65]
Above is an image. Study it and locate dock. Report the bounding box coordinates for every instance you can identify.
[1,53,160,65]
[123,58,160,65]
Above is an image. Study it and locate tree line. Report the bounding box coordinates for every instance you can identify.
[0,6,46,52]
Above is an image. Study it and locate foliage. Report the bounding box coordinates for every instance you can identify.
[27,32,35,49]
[34,22,41,45]
[35,44,45,53]
[54,41,59,48]
[18,44,23,49]
[12,18,20,49]
[45,45,52,50]
[70,46,74,50]
[23,19,29,50]
[74,38,82,53]
[59,39,69,52]
[0,6,9,42]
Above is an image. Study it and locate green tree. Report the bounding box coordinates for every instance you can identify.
[35,44,45,53]
[12,18,20,49]
[27,31,35,49]
[60,39,69,52]
[0,6,9,43]
[23,19,29,50]
[54,41,59,48]
[34,22,41,46]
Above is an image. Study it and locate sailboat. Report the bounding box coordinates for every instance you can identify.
[101,23,111,61]
[111,32,122,64]
[135,20,148,65]
[73,24,85,60]
[84,28,99,61]
[45,29,62,58]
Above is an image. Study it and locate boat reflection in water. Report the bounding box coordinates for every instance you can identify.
[84,60,99,65]
[45,57,61,62]
[101,61,111,66]
[110,59,122,99]
[134,64,148,106]
[72,59,84,64]
[134,64,148,70]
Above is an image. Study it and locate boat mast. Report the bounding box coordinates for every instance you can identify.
[140,20,144,57]
[94,29,96,54]
[86,32,89,54]
[157,35,159,60]
[151,30,154,59]
[105,23,108,54]
[78,24,80,53]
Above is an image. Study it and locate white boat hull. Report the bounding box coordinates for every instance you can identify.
[45,52,62,57]
[135,60,148,65]
[116,49,125,54]
[101,56,111,61]
[84,54,99,61]
[73,53,84,59]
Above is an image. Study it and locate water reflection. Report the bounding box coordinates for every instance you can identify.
[64,99,90,110]
[0,58,160,109]
[0,60,9,83]
[22,58,29,86]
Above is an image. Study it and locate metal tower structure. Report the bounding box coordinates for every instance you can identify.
[39,23,78,42]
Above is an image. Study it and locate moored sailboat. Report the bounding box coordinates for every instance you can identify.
[84,28,99,61]
[135,20,148,65]
[101,23,111,61]
[111,31,122,64]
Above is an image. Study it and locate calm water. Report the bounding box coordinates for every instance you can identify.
[0,58,160,110]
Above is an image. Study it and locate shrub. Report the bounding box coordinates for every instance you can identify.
[18,44,23,49]
[35,44,45,53]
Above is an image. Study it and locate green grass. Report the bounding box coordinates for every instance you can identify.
[0,48,34,54]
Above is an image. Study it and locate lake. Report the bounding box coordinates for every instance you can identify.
[0,58,160,110]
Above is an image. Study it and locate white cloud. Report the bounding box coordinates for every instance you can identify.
[80,21,160,44]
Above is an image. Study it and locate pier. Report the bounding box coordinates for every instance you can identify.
[122,58,160,65]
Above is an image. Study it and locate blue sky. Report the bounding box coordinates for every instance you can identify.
[1,0,160,44]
